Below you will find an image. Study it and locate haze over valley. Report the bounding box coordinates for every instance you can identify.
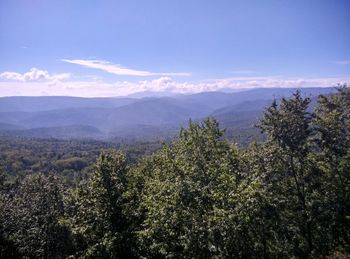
[0,87,336,140]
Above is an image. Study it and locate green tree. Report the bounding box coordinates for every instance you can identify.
[258,91,322,257]
[4,173,71,258]
[0,166,20,258]
[313,85,350,254]
[238,142,292,257]
[138,118,240,258]
[64,150,135,258]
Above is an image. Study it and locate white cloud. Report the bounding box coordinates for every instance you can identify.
[0,72,23,81]
[0,68,70,83]
[334,60,350,65]
[62,59,191,77]
[0,75,349,97]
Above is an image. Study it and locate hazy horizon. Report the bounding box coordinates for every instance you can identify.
[0,86,339,99]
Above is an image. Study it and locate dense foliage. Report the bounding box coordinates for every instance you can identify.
[0,86,349,258]
[0,137,161,184]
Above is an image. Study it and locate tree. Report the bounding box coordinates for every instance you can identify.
[138,118,241,258]
[238,142,293,257]
[4,173,71,258]
[64,150,135,258]
[313,85,350,254]
[258,91,322,257]
[0,165,20,258]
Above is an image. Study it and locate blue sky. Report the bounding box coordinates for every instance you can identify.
[0,0,349,96]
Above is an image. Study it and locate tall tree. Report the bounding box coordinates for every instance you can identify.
[259,91,321,257]
[313,85,350,253]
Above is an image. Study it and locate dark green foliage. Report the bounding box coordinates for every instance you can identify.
[0,137,162,185]
[1,173,71,258]
[0,166,20,258]
[64,151,136,258]
[259,90,312,154]
[258,91,318,257]
[312,86,350,253]
[251,86,350,257]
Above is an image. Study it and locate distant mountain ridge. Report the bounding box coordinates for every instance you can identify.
[0,96,136,112]
[0,87,337,140]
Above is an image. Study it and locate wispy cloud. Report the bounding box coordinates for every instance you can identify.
[334,60,350,65]
[62,59,191,77]
[0,68,70,83]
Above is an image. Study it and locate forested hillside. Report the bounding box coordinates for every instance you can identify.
[0,87,336,140]
[0,87,349,258]
[0,137,162,184]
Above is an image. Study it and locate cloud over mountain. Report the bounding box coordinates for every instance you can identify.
[0,68,70,83]
[0,74,349,97]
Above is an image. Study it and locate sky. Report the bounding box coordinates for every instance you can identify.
[0,0,349,97]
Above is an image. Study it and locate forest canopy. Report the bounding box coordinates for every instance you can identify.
[0,86,349,258]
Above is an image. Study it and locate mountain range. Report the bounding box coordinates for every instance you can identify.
[0,87,337,140]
